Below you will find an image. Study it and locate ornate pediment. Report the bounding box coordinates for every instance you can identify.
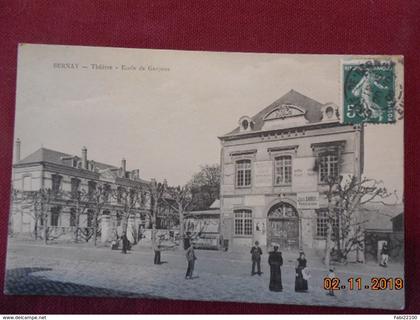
[261,104,309,130]
[263,104,306,121]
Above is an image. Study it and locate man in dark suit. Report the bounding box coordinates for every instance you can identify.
[250,241,263,275]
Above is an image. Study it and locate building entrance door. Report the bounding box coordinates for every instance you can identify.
[267,202,299,250]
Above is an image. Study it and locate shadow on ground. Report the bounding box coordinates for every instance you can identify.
[4,267,164,299]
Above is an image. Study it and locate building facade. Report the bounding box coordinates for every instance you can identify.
[10,142,151,244]
[219,90,364,252]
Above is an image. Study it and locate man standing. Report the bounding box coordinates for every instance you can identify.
[121,232,129,254]
[250,241,263,276]
[380,242,389,267]
[185,243,197,279]
[153,236,162,265]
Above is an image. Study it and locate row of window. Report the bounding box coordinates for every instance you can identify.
[235,153,339,188]
[47,207,121,227]
[50,174,147,205]
[233,208,337,238]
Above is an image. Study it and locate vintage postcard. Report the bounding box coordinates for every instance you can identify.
[4,44,404,309]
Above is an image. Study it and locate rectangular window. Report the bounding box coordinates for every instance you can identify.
[71,178,81,199]
[316,209,339,238]
[103,184,111,202]
[234,210,253,236]
[51,174,62,194]
[22,176,32,191]
[236,160,252,188]
[70,208,77,227]
[87,209,94,227]
[319,153,339,183]
[274,155,292,185]
[50,206,60,227]
[88,181,97,198]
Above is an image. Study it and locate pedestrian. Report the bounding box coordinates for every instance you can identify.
[327,268,336,296]
[295,251,309,292]
[121,232,129,254]
[268,244,283,292]
[380,242,389,267]
[250,241,263,276]
[183,231,191,250]
[153,237,162,265]
[185,243,197,279]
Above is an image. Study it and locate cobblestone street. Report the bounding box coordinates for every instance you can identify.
[4,239,404,310]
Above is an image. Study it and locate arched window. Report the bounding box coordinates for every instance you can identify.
[234,209,253,236]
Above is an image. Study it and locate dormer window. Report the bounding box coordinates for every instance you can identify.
[242,119,249,130]
[321,103,339,122]
[239,116,254,132]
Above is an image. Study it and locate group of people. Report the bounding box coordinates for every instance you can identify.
[250,241,309,292]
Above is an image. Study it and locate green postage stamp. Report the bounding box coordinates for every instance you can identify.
[342,59,398,124]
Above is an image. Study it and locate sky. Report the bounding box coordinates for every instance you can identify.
[14,44,404,198]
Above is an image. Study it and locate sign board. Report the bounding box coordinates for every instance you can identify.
[297,192,320,209]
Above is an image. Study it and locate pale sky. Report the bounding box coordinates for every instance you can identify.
[14,44,404,198]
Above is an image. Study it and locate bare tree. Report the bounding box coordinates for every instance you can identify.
[65,188,91,242]
[12,187,64,244]
[89,183,111,246]
[164,185,193,246]
[112,185,143,241]
[324,174,394,265]
[147,179,167,251]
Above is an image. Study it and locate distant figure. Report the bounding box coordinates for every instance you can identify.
[184,232,192,250]
[185,243,197,279]
[380,243,389,267]
[295,251,309,292]
[153,237,162,265]
[250,241,263,276]
[327,268,336,296]
[121,232,129,254]
[268,245,283,292]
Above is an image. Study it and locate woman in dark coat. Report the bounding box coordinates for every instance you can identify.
[295,251,308,292]
[268,245,283,292]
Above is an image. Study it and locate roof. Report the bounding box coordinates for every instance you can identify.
[223,89,325,137]
[360,202,404,230]
[16,147,117,170]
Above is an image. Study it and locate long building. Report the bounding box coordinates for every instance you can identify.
[10,142,151,243]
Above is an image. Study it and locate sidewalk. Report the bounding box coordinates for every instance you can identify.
[6,238,403,276]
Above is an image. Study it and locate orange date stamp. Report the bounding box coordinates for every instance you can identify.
[323,277,404,291]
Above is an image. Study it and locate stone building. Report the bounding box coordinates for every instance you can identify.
[218,90,363,252]
[10,141,151,244]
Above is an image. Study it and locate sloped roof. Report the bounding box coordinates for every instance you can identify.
[17,148,72,166]
[224,89,325,136]
[361,202,404,230]
[16,147,117,170]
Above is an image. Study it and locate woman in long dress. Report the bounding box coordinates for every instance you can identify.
[268,245,283,292]
[295,251,308,292]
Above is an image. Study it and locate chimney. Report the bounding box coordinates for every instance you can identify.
[81,146,88,169]
[121,158,126,177]
[15,138,21,163]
